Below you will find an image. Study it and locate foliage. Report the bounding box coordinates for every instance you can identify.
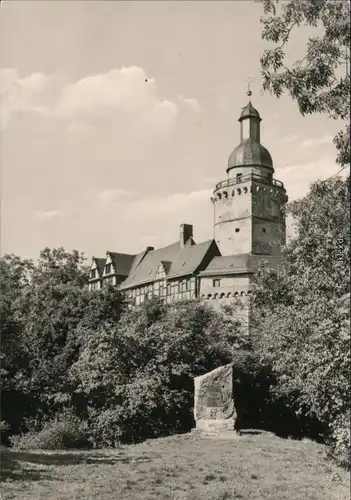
[252,175,350,467]
[10,412,91,450]
[258,0,350,166]
[70,299,246,446]
[254,175,350,306]
[2,248,246,448]
[0,248,126,440]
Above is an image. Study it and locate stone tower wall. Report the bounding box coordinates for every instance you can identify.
[213,179,287,257]
[213,181,252,256]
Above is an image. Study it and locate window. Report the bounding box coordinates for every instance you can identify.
[105,263,112,275]
[90,269,97,279]
[235,228,240,233]
[262,228,266,233]
[213,279,221,288]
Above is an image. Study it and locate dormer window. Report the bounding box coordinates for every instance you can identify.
[90,269,97,279]
[105,263,112,275]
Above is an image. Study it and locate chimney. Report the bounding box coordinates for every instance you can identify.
[180,223,193,248]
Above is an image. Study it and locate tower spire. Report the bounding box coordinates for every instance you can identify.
[246,77,254,100]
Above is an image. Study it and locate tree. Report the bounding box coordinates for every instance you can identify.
[259,0,350,166]
[70,298,247,446]
[251,175,350,467]
[0,256,34,441]
[1,248,126,440]
[254,175,350,305]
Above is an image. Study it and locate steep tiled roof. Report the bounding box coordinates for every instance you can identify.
[120,240,219,290]
[160,260,172,274]
[167,240,218,279]
[107,252,136,276]
[199,253,282,276]
[92,257,106,277]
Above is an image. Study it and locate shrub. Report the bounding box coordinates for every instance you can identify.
[251,176,350,467]
[70,299,246,445]
[0,421,10,445]
[87,407,123,448]
[327,413,351,470]
[10,414,91,450]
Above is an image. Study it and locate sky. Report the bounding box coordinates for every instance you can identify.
[0,0,346,261]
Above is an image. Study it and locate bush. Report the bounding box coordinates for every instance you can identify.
[10,414,91,450]
[251,176,350,468]
[0,421,10,445]
[327,413,351,470]
[87,407,123,448]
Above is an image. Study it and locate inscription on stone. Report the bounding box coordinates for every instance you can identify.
[206,385,223,407]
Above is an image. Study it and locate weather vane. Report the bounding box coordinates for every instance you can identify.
[246,77,254,98]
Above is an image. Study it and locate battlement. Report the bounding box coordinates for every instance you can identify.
[211,174,288,204]
[214,173,284,191]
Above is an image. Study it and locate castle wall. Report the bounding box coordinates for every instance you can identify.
[213,179,287,257]
[213,182,252,256]
[199,274,251,331]
[199,274,251,298]
[252,219,285,255]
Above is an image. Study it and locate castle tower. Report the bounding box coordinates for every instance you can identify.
[211,91,288,257]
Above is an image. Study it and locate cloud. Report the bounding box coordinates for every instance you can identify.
[1,66,183,133]
[67,121,95,134]
[96,188,131,206]
[0,68,52,128]
[19,73,51,92]
[278,158,343,201]
[203,177,217,185]
[56,67,178,131]
[117,189,212,221]
[140,236,157,243]
[95,186,211,220]
[36,210,63,220]
[281,134,297,144]
[178,96,200,113]
[300,135,334,149]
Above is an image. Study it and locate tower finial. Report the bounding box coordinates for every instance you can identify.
[246,77,254,99]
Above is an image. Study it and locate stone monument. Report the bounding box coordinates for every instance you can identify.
[193,364,236,433]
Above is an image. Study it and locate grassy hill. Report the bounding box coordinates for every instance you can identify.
[0,431,349,500]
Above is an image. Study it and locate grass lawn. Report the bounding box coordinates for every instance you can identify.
[0,430,349,500]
